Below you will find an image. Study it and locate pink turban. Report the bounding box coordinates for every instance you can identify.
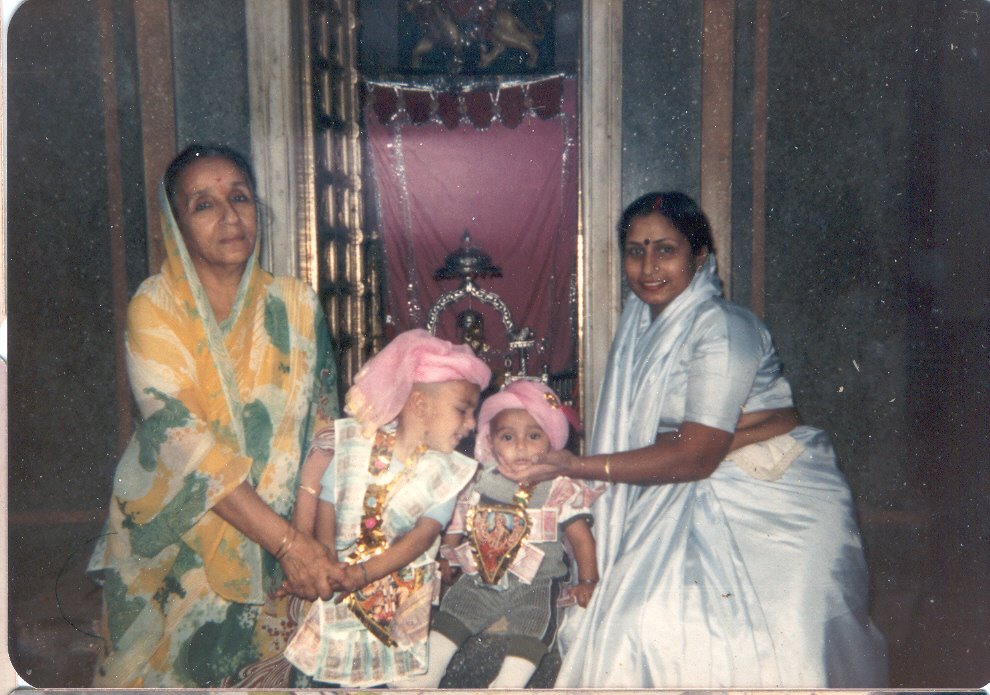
[345,329,491,433]
[475,380,572,463]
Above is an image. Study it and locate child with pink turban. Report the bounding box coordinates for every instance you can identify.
[394,379,604,689]
[284,329,491,687]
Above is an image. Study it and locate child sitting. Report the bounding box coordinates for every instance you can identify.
[395,380,603,689]
[283,329,491,687]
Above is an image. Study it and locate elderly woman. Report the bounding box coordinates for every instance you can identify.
[500,192,888,688]
[87,144,342,687]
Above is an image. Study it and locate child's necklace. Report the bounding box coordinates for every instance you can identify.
[346,428,430,647]
[355,429,427,555]
[512,482,536,508]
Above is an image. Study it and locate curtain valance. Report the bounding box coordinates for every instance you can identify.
[366,75,567,130]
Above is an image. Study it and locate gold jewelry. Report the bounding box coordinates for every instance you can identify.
[275,526,296,560]
[604,456,613,483]
[280,534,296,559]
[579,577,599,585]
[298,483,320,496]
[512,482,535,507]
[344,429,430,647]
[354,431,428,557]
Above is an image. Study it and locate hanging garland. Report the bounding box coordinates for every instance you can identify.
[366,74,567,130]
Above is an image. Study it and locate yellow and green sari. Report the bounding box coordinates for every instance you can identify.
[87,187,338,687]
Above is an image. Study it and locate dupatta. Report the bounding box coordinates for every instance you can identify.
[559,254,886,687]
[588,256,722,569]
[91,186,322,606]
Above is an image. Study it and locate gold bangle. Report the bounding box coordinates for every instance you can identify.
[275,527,296,560]
[579,577,599,585]
[603,456,613,483]
[359,562,369,586]
[298,483,320,496]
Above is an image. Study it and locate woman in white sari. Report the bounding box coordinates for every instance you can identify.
[498,192,887,688]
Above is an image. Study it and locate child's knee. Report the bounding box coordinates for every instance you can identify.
[505,635,550,666]
[432,611,473,647]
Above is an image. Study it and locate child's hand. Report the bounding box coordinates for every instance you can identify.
[439,557,460,585]
[330,561,356,591]
[571,579,597,608]
[331,561,370,602]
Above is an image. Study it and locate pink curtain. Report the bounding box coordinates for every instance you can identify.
[366,77,578,377]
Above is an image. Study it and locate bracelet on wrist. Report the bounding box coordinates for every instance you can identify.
[359,562,369,587]
[579,577,599,585]
[298,483,320,496]
[603,456,613,484]
[275,527,296,560]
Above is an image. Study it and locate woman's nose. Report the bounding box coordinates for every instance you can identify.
[220,200,241,223]
[642,253,656,274]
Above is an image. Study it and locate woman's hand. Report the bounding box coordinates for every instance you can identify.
[498,448,574,485]
[571,580,596,608]
[278,530,340,601]
[730,407,801,451]
[213,481,341,600]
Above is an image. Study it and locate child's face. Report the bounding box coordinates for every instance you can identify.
[489,408,552,468]
[419,380,481,453]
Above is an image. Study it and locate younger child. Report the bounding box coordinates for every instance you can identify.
[395,380,603,689]
[283,329,491,687]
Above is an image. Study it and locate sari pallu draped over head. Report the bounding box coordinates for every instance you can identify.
[88,186,336,686]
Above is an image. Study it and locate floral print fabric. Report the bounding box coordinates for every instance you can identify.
[87,187,338,687]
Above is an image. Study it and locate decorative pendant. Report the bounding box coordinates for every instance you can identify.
[345,559,426,648]
[466,503,531,585]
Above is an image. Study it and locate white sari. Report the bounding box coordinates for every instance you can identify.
[555,258,887,688]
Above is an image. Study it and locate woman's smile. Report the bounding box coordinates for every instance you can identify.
[623,213,707,319]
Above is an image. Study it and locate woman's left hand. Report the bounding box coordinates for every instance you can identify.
[497,449,573,485]
[570,580,597,608]
[279,532,341,600]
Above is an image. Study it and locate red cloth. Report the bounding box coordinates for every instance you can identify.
[366,77,578,377]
